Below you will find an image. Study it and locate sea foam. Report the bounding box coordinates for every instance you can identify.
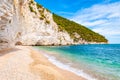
[44,54,97,80]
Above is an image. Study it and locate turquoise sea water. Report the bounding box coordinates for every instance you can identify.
[35,44,120,80]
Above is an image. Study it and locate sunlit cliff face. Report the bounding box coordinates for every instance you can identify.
[0,0,73,50]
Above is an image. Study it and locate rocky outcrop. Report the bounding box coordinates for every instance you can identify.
[0,0,73,50]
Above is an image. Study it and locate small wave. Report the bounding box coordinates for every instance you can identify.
[44,54,97,80]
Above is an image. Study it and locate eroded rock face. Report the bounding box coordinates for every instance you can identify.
[0,0,73,50]
[0,0,14,50]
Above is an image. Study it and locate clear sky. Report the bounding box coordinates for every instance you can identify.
[35,0,120,43]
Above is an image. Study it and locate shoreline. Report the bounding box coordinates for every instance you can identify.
[0,46,85,80]
[33,46,96,80]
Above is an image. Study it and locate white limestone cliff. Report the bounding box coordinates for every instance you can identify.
[0,0,73,50]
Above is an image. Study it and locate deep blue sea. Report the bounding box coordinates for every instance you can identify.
[35,44,120,80]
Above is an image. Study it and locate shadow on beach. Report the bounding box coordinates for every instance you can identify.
[0,48,20,56]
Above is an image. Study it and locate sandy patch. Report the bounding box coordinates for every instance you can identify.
[30,49,86,80]
[0,46,86,80]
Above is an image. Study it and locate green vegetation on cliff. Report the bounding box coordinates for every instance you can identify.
[30,2,108,43]
[53,14,108,43]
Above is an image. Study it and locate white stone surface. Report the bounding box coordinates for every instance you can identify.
[0,0,74,50]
